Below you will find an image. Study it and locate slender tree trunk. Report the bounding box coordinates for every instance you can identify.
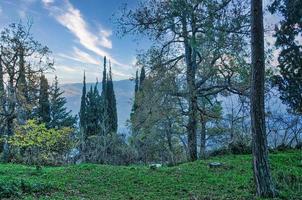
[166,130,175,165]
[200,116,206,159]
[250,0,276,197]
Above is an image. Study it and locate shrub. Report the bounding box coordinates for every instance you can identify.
[8,120,74,167]
[0,179,54,198]
[228,141,251,155]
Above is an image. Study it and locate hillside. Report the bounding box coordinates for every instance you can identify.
[61,80,134,133]
[0,150,301,200]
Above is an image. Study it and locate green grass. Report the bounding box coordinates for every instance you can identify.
[0,150,301,199]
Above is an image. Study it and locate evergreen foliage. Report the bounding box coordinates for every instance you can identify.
[269,0,302,114]
[38,74,51,125]
[49,76,76,129]
[79,72,87,134]
[85,85,101,137]
[106,63,118,133]
[139,66,145,91]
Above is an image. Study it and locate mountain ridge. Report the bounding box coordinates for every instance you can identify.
[61,79,134,133]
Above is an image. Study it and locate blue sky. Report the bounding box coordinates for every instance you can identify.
[0,0,150,83]
[0,0,284,83]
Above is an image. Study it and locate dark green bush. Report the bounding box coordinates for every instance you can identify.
[0,179,54,198]
[228,142,251,155]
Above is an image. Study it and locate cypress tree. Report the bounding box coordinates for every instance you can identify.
[79,72,87,133]
[101,56,107,97]
[134,70,139,94]
[106,62,118,133]
[130,70,139,128]
[86,85,101,136]
[49,76,76,129]
[38,74,51,125]
[139,66,145,91]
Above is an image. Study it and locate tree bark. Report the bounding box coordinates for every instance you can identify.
[182,15,198,162]
[200,116,206,159]
[250,0,276,197]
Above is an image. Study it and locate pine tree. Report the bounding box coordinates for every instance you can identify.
[38,74,51,125]
[79,72,87,133]
[49,76,76,129]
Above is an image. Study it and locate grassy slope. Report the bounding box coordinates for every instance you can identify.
[0,150,301,200]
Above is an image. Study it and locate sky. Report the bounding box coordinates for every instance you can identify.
[0,0,284,84]
[0,0,149,83]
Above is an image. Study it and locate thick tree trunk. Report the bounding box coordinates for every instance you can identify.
[182,16,198,162]
[200,117,206,159]
[2,117,13,162]
[251,0,276,197]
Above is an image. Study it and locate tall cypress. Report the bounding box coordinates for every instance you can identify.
[86,85,101,136]
[106,62,118,133]
[135,70,139,94]
[101,56,107,97]
[131,70,139,120]
[139,66,145,91]
[38,74,51,125]
[79,72,87,132]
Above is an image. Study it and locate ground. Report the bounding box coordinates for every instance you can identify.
[0,150,301,200]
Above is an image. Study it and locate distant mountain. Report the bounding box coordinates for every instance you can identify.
[61,80,134,133]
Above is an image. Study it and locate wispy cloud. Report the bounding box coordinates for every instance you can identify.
[58,47,101,66]
[42,0,126,67]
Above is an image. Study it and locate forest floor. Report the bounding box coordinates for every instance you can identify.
[0,150,301,200]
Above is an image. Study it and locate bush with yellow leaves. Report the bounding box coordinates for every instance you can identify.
[9,120,74,168]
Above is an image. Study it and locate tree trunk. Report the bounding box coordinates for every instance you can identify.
[2,117,13,162]
[250,0,276,197]
[182,16,198,162]
[200,116,206,159]
[166,130,175,165]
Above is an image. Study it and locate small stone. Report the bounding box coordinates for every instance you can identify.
[208,162,223,168]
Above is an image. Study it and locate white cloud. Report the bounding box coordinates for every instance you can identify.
[42,0,127,67]
[42,0,54,5]
[58,47,101,66]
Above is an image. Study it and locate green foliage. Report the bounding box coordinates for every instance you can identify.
[8,120,73,166]
[0,151,300,199]
[106,64,118,133]
[269,0,302,114]
[139,66,146,91]
[85,85,102,137]
[79,72,87,134]
[49,76,76,129]
[38,74,51,124]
